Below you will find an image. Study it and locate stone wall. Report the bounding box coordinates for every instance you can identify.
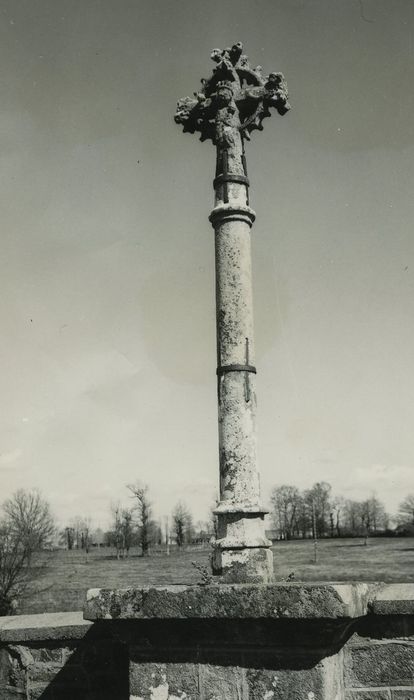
[344,615,414,699]
[0,584,413,699]
[0,612,128,698]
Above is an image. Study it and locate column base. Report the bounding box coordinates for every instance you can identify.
[212,545,274,583]
[212,504,274,582]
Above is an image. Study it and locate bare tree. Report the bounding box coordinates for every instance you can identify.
[343,499,360,535]
[61,526,75,550]
[271,485,302,539]
[108,503,122,559]
[360,500,371,545]
[91,527,105,546]
[397,494,414,528]
[69,516,92,553]
[154,521,163,546]
[267,481,393,540]
[328,496,344,538]
[172,501,193,548]
[123,510,134,555]
[296,497,311,538]
[3,489,55,554]
[0,519,32,615]
[340,497,389,539]
[329,508,335,539]
[367,494,388,534]
[304,482,332,538]
[110,504,123,559]
[110,504,133,559]
[80,517,92,555]
[128,483,154,556]
[0,489,55,615]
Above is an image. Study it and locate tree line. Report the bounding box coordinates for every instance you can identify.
[270,482,414,540]
[0,485,202,615]
[61,483,204,559]
[105,483,203,559]
[1,484,413,616]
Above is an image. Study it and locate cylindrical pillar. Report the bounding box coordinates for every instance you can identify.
[209,128,273,583]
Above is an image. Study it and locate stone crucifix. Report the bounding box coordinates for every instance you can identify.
[175,42,290,582]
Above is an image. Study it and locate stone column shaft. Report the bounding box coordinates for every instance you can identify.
[215,216,259,506]
[209,132,273,582]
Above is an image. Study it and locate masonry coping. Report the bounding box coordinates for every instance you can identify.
[83,582,374,621]
[369,583,414,615]
[0,611,92,643]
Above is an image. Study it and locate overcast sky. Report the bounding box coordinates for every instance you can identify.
[0,0,413,529]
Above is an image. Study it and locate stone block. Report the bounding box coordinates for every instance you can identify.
[213,546,274,584]
[30,646,63,663]
[370,585,414,616]
[0,612,91,643]
[84,583,371,621]
[345,643,414,687]
[129,661,200,699]
[246,654,343,700]
[0,687,26,698]
[27,661,63,683]
[0,648,26,691]
[247,666,325,699]
[200,664,246,699]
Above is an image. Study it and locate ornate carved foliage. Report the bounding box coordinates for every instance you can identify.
[174,42,290,143]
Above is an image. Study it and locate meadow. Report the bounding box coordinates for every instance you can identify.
[21,537,414,614]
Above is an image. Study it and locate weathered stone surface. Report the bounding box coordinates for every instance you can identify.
[174,42,289,143]
[370,585,414,616]
[1,688,26,699]
[345,643,414,687]
[212,191,271,579]
[27,684,49,700]
[30,647,63,663]
[391,690,414,699]
[247,666,322,699]
[201,665,246,699]
[212,546,274,583]
[27,661,63,683]
[0,612,91,642]
[129,661,200,699]
[214,219,258,507]
[84,583,371,621]
[246,653,343,700]
[0,647,26,693]
[129,656,344,699]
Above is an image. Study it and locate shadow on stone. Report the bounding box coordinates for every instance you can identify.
[6,626,129,700]
[118,617,357,670]
[352,614,414,641]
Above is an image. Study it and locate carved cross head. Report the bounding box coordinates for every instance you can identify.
[174,42,290,144]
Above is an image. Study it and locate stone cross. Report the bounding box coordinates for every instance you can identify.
[175,42,290,583]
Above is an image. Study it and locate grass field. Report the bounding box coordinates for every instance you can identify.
[20,537,414,614]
